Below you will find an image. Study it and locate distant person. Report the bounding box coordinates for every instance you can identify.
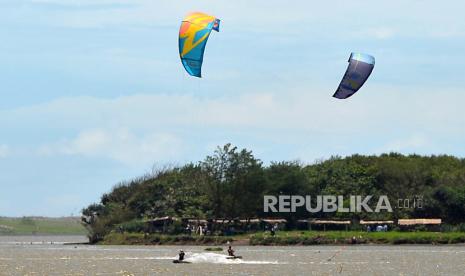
[351,236,357,244]
[272,223,278,236]
[383,225,388,232]
[227,246,235,257]
[376,225,382,232]
[367,225,371,232]
[178,250,185,261]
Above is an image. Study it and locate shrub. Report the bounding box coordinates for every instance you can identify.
[116,220,146,233]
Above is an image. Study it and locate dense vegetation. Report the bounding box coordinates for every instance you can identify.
[82,144,465,243]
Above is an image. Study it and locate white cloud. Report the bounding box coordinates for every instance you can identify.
[4,84,465,135]
[11,0,464,40]
[377,134,431,154]
[3,84,465,138]
[0,83,463,165]
[38,128,183,167]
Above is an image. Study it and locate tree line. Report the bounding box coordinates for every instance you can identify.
[82,144,465,242]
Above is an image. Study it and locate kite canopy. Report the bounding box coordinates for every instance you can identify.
[333,53,375,99]
[178,12,220,78]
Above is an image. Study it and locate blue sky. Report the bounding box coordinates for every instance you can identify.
[1,0,465,216]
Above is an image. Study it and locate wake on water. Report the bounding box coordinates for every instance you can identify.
[178,252,280,264]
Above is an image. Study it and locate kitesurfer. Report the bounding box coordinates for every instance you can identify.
[178,250,185,261]
[227,246,235,257]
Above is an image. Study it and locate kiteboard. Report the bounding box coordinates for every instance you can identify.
[173,260,191,264]
[226,256,242,259]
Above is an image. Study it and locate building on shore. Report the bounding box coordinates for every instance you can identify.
[398,218,442,231]
[298,219,352,231]
[144,217,444,233]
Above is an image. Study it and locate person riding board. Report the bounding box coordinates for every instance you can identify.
[178,250,185,261]
[227,246,235,257]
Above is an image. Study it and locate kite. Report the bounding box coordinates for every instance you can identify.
[333,53,375,99]
[179,12,220,78]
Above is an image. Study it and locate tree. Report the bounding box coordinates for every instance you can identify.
[200,143,265,218]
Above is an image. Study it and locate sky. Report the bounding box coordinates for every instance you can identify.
[1,0,465,216]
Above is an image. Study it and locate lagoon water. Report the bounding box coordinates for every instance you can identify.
[1,236,465,275]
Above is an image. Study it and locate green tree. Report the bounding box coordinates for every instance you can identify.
[200,143,265,218]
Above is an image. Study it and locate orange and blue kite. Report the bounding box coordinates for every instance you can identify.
[178,12,220,78]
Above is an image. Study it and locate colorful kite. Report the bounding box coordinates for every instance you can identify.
[333,53,375,99]
[178,12,220,78]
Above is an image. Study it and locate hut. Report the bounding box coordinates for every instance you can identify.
[205,219,237,235]
[297,219,311,230]
[308,219,351,231]
[145,216,178,233]
[398,218,442,231]
[261,219,287,231]
[239,219,262,232]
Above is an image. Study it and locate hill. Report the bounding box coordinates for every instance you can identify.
[81,144,465,243]
[0,216,87,235]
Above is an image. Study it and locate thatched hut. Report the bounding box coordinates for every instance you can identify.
[145,216,179,233]
[308,219,351,231]
[398,218,442,231]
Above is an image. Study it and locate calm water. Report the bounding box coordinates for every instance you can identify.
[1,236,465,275]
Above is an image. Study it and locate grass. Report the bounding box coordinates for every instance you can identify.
[0,217,87,235]
[100,230,465,246]
[101,232,237,245]
[249,231,465,245]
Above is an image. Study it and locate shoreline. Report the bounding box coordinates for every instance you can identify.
[0,233,87,236]
[98,231,465,246]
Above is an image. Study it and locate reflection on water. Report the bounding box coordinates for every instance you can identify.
[1,236,465,275]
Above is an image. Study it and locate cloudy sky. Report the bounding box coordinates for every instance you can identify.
[1,0,464,216]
